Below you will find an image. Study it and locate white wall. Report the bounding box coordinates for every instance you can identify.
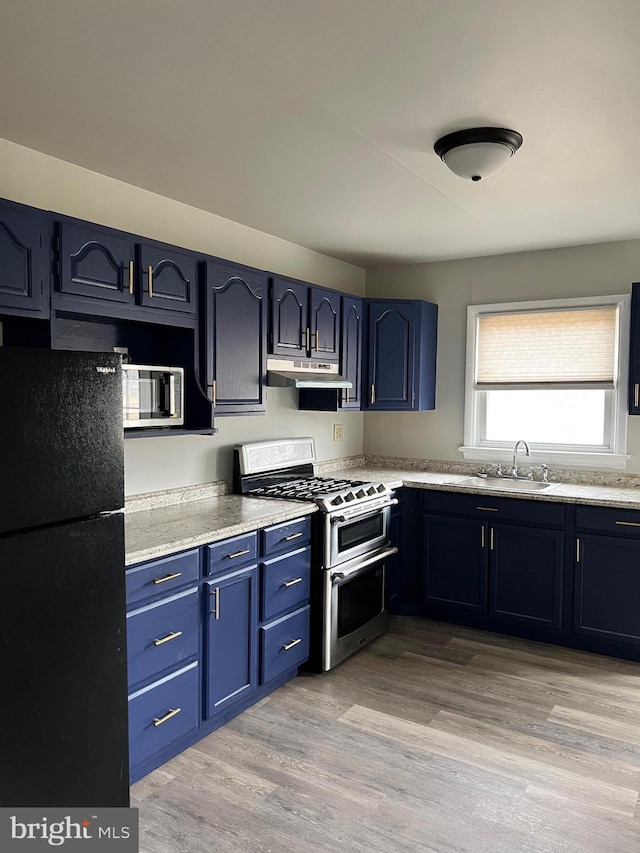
[365,240,640,474]
[0,139,365,494]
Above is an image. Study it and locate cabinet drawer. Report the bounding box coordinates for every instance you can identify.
[575,505,640,537]
[207,531,258,575]
[261,517,311,558]
[261,546,311,621]
[128,662,199,770]
[127,587,199,688]
[422,489,565,527]
[260,605,310,684]
[126,549,200,606]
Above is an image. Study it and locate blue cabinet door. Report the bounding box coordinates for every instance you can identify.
[0,199,49,317]
[204,260,268,415]
[340,295,363,409]
[204,566,258,718]
[138,242,197,314]
[270,276,308,357]
[489,524,563,629]
[57,220,136,304]
[423,514,488,613]
[574,533,640,645]
[365,298,437,411]
[629,283,640,414]
[310,286,340,362]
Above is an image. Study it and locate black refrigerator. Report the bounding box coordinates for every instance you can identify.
[0,347,130,807]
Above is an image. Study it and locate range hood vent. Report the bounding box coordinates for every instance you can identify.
[267,358,352,389]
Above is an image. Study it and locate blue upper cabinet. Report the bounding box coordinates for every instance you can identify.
[138,241,197,315]
[202,259,268,416]
[0,198,50,318]
[269,275,340,362]
[55,218,197,321]
[629,283,640,414]
[57,220,136,305]
[365,298,438,411]
[340,295,363,409]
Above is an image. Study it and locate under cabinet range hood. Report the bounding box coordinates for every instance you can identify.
[267,358,352,389]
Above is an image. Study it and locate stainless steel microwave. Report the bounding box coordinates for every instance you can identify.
[122,364,184,428]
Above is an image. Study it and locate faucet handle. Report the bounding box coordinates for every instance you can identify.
[539,464,549,483]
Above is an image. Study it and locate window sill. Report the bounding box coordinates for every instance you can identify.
[458,446,630,471]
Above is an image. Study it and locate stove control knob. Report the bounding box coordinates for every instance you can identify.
[356,489,366,498]
[376,484,386,493]
[366,486,376,496]
[332,495,344,505]
[344,492,355,502]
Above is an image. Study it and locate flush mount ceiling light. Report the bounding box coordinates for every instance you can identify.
[434,127,523,182]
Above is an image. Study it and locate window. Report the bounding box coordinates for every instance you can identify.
[461,295,630,469]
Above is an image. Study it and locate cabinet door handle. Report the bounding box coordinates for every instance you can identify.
[306,327,310,353]
[615,520,640,527]
[635,383,639,408]
[128,260,134,295]
[282,638,302,651]
[210,587,220,619]
[576,537,580,563]
[490,527,494,551]
[153,571,182,585]
[212,379,216,407]
[370,384,376,405]
[314,330,319,352]
[148,265,154,298]
[153,630,183,647]
[227,548,251,559]
[282,577,303,588]
[481,526,485,549]
[476,506,498,512]
[283,532,303,541]
[153,707,181,727]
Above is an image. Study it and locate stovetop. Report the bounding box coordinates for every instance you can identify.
[247,475,391,511]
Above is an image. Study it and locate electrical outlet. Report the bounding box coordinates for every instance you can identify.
[333,423,344,442]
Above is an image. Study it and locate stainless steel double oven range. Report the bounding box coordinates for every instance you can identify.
[233,438,397,672]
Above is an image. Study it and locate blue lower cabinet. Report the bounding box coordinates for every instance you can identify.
[128,662,200,771]
[261,546,311,621]
[204,566,258,718]
[260,605,310,684]
[126,587,200,689]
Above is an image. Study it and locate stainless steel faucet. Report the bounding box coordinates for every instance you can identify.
[512,439,530,478]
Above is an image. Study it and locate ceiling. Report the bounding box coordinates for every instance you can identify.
[1,0,640,268]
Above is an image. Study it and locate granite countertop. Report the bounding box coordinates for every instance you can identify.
[125,493,317,566]
[324,466,640,510]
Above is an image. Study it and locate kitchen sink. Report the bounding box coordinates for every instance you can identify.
[451,476,559,493]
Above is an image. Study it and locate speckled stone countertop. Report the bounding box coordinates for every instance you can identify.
[324,465,640,511]
[125,494,317,566]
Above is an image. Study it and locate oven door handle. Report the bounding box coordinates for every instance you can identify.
[330,498,398,524]
[331,545,398,584]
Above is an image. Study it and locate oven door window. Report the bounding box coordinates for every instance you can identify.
[337,564,384,638]
[337,513,384,554]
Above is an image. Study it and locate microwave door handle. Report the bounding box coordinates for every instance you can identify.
[160,373,177,416]
[330,546,398,584]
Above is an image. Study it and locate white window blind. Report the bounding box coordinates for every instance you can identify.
[476,307,618,386]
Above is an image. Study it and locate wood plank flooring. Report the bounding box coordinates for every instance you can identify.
[131,617,640,852]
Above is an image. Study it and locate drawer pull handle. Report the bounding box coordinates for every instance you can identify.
[282,577,303,588]
[476,506,498,512]
[635,383,639,408]
[615,521,640,527]
[153,707,181,727]
[154,630,183,646]
[283,532,303,541]
[282,638,302,651]
[227,548,251,559]
[153,571,182,585]
[210,587,220,620]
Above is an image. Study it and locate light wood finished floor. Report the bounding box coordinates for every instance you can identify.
[131,617,640,852]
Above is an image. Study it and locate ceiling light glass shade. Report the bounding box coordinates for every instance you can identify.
[434,128,523,182]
